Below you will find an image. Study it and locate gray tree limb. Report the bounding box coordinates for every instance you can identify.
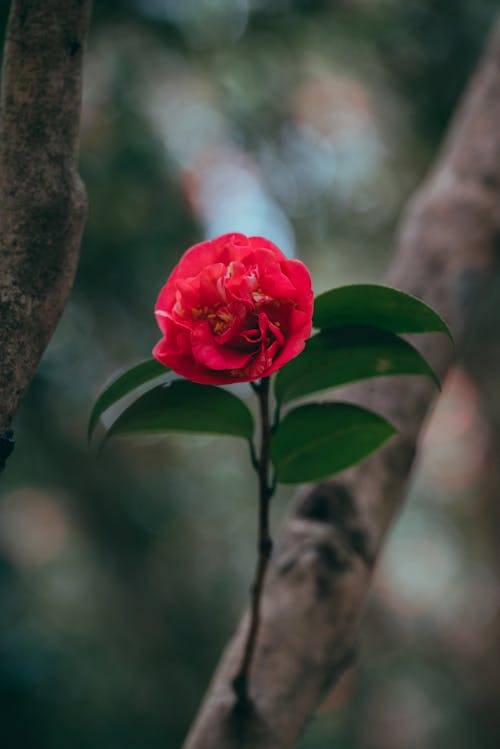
[0,0,92,454]
[183,16,500,749]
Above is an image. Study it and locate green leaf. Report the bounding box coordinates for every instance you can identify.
[103,380,254,445]
[88,358,170,443]
[275,326,440,404]
[270,402,396,484]
[313,284,452,338]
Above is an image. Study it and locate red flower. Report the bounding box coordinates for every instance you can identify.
[153,233,313,384]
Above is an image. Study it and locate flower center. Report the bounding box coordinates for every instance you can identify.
[191,305,234,335]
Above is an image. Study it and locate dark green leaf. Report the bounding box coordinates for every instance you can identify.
[313,284,452,338]
[275,326,440,404]
[88,358,170,443]
[103,380,254,444]
[271,402,395,484]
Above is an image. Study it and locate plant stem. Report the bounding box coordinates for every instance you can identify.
[233,376,274,706]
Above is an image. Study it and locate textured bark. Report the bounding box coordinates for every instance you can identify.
[183,17,500,749]
[0,0,92,444]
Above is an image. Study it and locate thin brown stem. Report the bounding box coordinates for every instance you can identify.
[232,376,274,706]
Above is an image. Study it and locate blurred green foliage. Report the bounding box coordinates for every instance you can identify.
[1,1,499,747]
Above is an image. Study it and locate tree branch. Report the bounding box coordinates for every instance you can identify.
[0,0,92,451]
[183,16,500,749]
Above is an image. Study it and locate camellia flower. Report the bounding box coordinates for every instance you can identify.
[153,232,314,384]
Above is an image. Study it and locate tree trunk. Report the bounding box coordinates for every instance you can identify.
[0,0,92,467]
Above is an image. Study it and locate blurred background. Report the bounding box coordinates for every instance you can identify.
[1,0,500,747]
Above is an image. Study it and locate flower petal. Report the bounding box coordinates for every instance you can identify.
[192,323,253,370]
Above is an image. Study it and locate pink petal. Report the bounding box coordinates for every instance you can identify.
[248,235,287,262]
[192,323,252,370]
